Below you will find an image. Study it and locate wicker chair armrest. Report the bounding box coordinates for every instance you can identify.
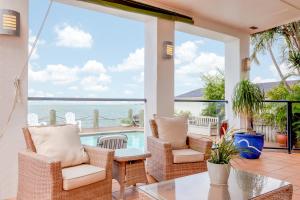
[187,135,212,158]
[147,136,173,165]
[84,145,114,177]
[18,151,62,198]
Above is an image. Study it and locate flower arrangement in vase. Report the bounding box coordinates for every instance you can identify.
[207,130,239,185]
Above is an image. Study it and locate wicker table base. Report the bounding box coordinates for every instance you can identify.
[113,148,151,200]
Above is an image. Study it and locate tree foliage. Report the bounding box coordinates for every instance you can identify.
[251,21,300,91]
[257,82,300,134]
[202,71,225,100]
[201,70,225,117]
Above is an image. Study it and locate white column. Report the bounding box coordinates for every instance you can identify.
[144,18,175,136]
[225,35,250,129]
[0,0,28,198]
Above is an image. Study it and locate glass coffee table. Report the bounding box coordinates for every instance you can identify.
[138,169,293,200]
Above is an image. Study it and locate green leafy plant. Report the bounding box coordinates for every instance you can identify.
[275,105,287,133]
[174,110,192,118]
[201,69,225,118]
[293,121,300,141]
[289,51,300,70]
[120,118,133,125]
[209,131,239,164]
[258,83,300,134]
[232,80,265,131]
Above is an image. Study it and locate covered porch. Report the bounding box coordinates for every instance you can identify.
[1,0,300,199]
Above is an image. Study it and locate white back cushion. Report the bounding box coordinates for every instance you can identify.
[155,116,188,149]
[29,125,89,168]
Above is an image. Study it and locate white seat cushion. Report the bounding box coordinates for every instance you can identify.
[172,149,205,163]
[29,125,89,168]
[155,116,188,149]
[62,164,106,190]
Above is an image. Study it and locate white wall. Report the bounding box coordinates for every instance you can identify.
[0,0,28,198]
[225,36,250,128]
[144,18,175,136]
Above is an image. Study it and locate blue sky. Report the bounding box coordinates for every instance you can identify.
[29,0,285,98]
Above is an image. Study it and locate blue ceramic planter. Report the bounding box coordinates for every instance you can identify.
[234,133,264,159]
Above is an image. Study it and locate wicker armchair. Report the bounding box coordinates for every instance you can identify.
[147,119,212,181]
[18,128,114,200]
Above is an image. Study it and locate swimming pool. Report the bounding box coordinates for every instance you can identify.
[80,131,145,149]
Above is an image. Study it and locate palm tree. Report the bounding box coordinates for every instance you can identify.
[251,21,300,91]
[279,22,300,52]
[251,29,291,90]
[279,22,300,74]
[289,51,300,71]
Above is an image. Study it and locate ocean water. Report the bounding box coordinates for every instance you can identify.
[28,102,144,128]
[28,101,216,128]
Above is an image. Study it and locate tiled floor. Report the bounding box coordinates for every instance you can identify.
[8,151,300,200]
[231,151,300,200]
[111,151,300,200]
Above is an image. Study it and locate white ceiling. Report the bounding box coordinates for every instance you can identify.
[137,0,300,34]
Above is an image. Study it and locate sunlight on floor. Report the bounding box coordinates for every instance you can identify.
[111,151,300,200]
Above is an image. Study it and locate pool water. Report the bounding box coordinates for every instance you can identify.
[80,131,145,149]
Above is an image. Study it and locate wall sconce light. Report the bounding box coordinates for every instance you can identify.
[0,9,20,36]
[242,57,251,72]
[163,41,174,59]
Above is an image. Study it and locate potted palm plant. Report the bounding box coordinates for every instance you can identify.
[293,121,300,148]
[232,80,265,159]
[275,108,287,147]
[207,130,239,185]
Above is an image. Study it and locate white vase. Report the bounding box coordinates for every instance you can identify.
[208,185,230,200]
[207,161,231,185]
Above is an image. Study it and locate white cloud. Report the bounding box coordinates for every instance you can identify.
[29,64,80,85]
[80,74,111,92]
[133,72,144,83]
[68,86,78,90]
[176,52,224,77]
[98,73,111,82]
[124,90,133,95]
[80,76,108,92]
[55,24,93,48]
[82,60,106,73]
[175,41,201,65]
[110,48,144,72]
[125,83,139,88]
[252,76,277,83]
[268,63,299,80]
[28,88,54,97]
[29,59,111,87]
[28,30,45,60]
[174,40,224,90]
[28,64,48,82]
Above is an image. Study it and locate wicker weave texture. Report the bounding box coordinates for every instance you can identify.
[146,134,212,181]
[252,184,293,200]
[18,128,114,200]
[125,160,148,186]
[113,157,148,199]
[138,191,154,200]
